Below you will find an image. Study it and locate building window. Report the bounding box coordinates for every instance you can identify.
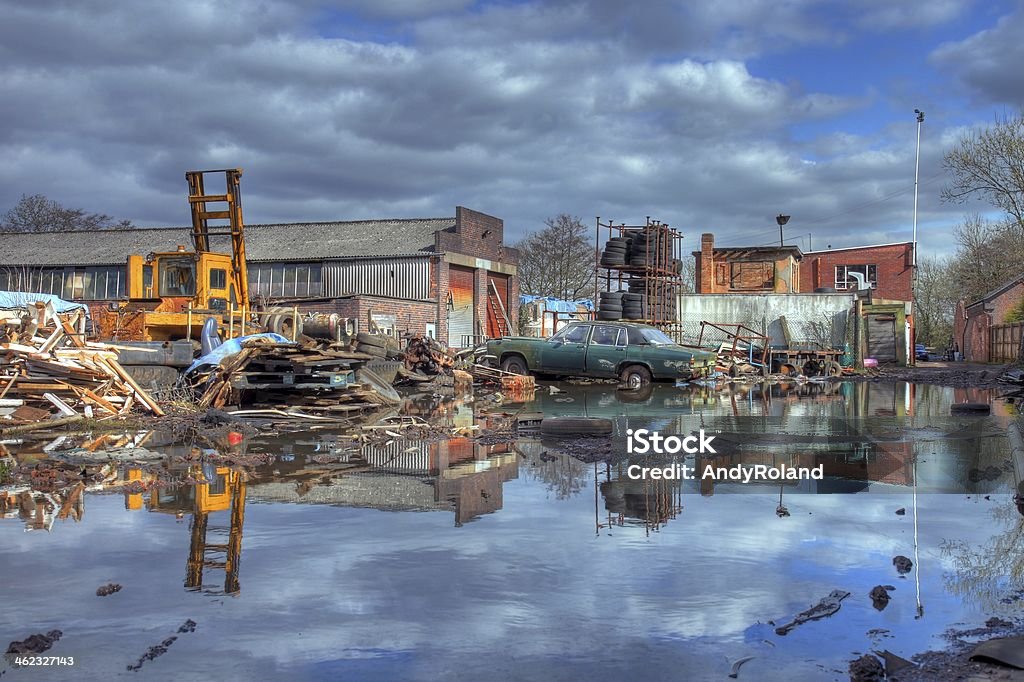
[729,262,774,290]
[210,269,227,290]
[835,264,877,290]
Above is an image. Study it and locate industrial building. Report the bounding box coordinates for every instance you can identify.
[0,206,518,347]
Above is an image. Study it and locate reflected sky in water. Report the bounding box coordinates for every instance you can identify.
[1,380,1022,681]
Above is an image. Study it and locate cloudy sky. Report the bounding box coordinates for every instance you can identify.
[1,0,1022,255]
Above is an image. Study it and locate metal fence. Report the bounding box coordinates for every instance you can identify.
[990,322,1024,362]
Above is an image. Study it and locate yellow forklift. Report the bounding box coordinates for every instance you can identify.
[97,169,256,342]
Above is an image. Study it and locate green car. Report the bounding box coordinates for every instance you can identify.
[486,321,717,387]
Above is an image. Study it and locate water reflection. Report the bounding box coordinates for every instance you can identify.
[148,466,247,595]
[1,380,1023,680]
[248,436,519,527]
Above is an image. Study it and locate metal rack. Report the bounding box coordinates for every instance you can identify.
[594,216,684,336]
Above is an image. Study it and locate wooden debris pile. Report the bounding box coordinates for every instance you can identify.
[189,337,398,417]
[1,311,165,427]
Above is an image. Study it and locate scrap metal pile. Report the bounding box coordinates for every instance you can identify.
[188,336,400,418]
[1,308,164,427]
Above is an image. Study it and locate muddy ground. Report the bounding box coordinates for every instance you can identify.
[853,360,1019,390]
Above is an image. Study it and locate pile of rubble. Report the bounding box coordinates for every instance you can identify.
[187,335,400,420]
[1,309,164,429]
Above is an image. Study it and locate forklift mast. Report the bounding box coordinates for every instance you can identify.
[185,168,249,307]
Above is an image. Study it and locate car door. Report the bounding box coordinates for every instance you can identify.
[541,324,590,373]
[584,325,626,377]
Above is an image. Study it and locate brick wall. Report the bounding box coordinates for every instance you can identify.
[803,243,914,300]
[956,281,1024,361]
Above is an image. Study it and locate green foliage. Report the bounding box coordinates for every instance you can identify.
[1005,295,1024,323]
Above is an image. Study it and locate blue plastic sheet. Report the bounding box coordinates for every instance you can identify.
[519,295,594,312]
[0,290,88,313]
[186,332,291,375]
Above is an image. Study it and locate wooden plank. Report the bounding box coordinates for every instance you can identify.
[96,357,165,416]
[43,392,79,417]
[59,317,85,348]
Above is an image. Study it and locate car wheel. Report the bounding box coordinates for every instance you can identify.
[501,355,529,375]
[620,364,652,388]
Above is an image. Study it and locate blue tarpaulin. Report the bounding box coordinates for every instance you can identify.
[186,333,291,375]
[519,295,594,312]
[0,291,88,313]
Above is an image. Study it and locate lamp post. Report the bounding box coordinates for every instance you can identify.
[912,109,924,268]
[776,214,790,247]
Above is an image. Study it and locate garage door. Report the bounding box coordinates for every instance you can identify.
[448,266,475,347]
[867,315,897,363]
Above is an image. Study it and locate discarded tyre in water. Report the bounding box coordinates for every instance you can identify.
[951,402,990,415]
[539,416,614,436]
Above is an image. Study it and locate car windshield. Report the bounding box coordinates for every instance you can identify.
[640,328,675,345]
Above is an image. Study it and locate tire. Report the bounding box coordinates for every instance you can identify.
[620,364,652,388]
[500,355,529,375]
[951,402,991,415]
[356,368,401,405]
[600,303,623,311]
[356,343,387,358]
[603,242,628,252]
[597,311,621,321]
[540,416,613,436]
[124,364,180,390]
[357,332,398,350]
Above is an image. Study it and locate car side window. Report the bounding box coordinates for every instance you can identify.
[625,326,645,345]
[590,325,621,346]
[564,325,589,344]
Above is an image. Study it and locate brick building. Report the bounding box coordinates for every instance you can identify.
[954,272,1024,362]
[693,233,801,293]
[801,242,914,301]
[693,234,915,301]
[0,206,518,347]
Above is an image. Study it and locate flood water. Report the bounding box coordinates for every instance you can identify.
[2,380,1023,681]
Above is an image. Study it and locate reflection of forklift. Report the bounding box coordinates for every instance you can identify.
[97,169,256,342]
[149,465,247,595]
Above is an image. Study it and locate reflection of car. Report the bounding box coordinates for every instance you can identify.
[486,321,716,387]
[915,344,929,361]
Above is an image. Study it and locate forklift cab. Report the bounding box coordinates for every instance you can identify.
[127,249,237,312]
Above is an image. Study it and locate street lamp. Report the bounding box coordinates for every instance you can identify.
[912,109,924,269]
[776,214,790,247]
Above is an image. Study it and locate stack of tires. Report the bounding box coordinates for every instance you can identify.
[597,291,624,320]
[621,292,645,320]
[629,228,662,267]
[355,332,402,359]
[599,237,632,268]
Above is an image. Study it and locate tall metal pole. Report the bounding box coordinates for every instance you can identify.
[912,109,924,268]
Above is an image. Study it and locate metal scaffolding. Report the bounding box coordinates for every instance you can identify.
[594,216,684,338]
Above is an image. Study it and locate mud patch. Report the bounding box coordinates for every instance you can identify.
[6,630,62,655]
[126,620,196,672]
[96,583,122,597]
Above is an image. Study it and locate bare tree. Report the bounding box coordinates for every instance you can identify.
[515,214,594,300]
[914,256,957,348]
[947,215,1024,304]
[943,112,1024,229]
[1,194,133,232]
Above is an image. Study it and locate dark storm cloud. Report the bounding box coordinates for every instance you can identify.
[0,0,990,255]
[930,8,1024,108]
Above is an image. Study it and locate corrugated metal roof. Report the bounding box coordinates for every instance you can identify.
[0,217,454,266]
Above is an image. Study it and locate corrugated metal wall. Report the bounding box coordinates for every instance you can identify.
[448,265,475,347]
[323,257,431,300]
